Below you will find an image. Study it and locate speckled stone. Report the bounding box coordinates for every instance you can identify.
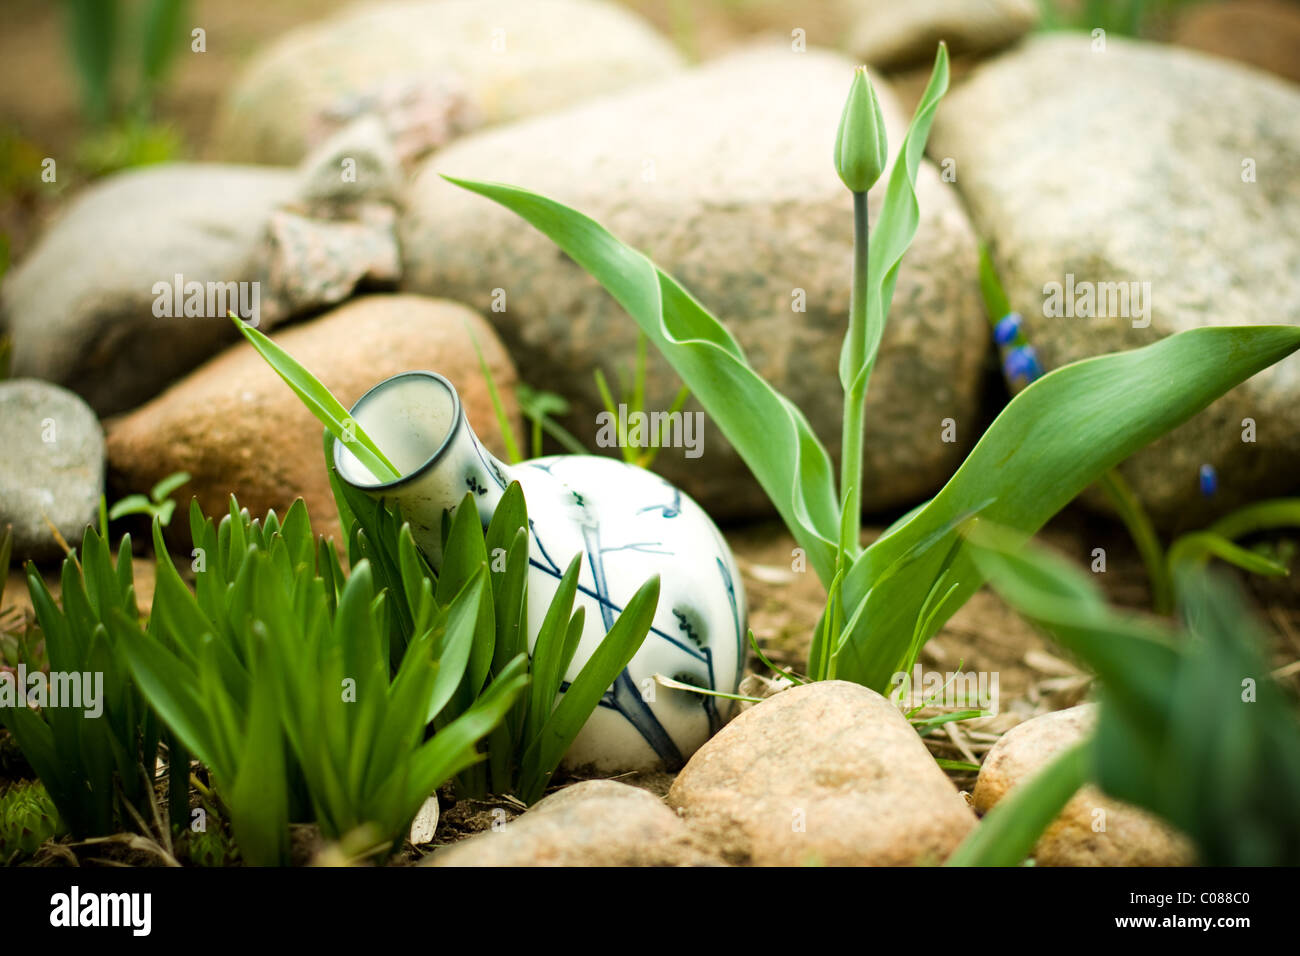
[210,0,684,166]
[974,704,1199,866]
[667,681,977,866]
[930,35,1300,529]
[424,780,720,867]
[0,380,104,562]
[104,295,521,548]
[401,46,987,522]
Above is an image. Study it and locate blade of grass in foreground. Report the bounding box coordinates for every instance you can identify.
[945,739,1091,867]
[229,313,400,483]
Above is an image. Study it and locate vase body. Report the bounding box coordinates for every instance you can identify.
[333,371,746,771]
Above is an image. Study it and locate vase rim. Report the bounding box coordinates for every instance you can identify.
[333,369,464,492]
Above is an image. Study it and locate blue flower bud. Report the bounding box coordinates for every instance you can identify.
[993,312,1022,346]
[1199,464,1218,498]
[1004,345,1042,385]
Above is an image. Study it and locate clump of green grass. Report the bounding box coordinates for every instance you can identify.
[110,497,530,864]
[2,525,164,840]
[232,309,663,810]
[948,523,1300,866]
[327,456,659,805]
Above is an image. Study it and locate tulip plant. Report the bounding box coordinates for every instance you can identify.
[446,43,1300,695]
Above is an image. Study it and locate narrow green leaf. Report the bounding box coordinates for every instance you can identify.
[945,740,1091,867]
[149,470,191,504]
[468,325,522,464]
[524,554,582,745]
[519,576,659,804]
[1167,531,1288,578]
[230,314,400,483]
[845,43,949,395]
[227,643,290,867]
[108,494,151,521]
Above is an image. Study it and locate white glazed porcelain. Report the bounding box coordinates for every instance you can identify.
[333,371,746,771]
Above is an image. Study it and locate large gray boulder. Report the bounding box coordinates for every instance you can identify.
[2,120,406,417]
[667,681,977,866]
[402,46,987,521]
[930,34,1300,528]
[0,164,296,416]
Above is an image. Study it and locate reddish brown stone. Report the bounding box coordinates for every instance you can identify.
[106,294,521,549]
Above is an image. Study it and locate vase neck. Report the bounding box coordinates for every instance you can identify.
[334,371,511,567]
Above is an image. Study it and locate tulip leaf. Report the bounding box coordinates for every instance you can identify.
[443,175,842,585]
[445,179,1300,694]
[833,324,1300,689]
[851,43,949,396]
[230,313,401,483]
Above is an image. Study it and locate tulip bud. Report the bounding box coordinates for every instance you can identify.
[834,66,888,194]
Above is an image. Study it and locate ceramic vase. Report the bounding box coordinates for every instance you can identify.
[333,370,745,771]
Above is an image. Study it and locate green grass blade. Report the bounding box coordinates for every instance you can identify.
[1166,497,1300,584]
[62,0,117,124]
[516,385,588,457]
[427,570,488,722]
[110,610,218,772]
[409,654,530,801]
[138,0,188,94]
[1204,497,1300,539]
[230,314,400,483]
[524,555,582,740]
[518,576,659,804]
[1096,469,1172,613]
[945,739,1090,867]
[467,324,522,464]
[1166,531,1288,578]
[149,470,191,505]
[227,644,290,867]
